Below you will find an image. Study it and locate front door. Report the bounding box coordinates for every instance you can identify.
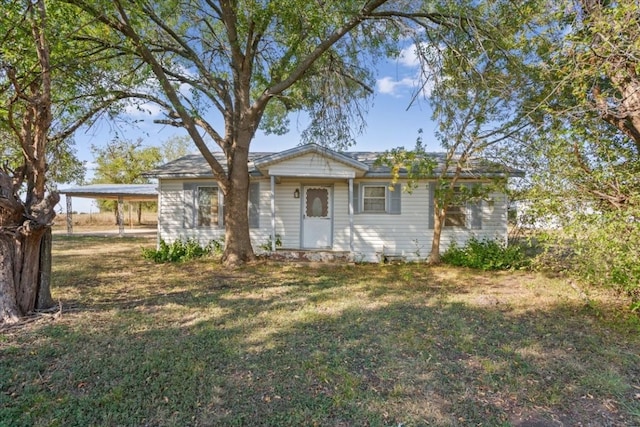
[302,186,332,249]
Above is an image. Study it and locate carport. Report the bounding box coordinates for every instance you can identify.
[58,184,158,237]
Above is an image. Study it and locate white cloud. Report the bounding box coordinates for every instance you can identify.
[377,41,438,98]
[376,76,418,97]
[123,101,164,118]
[396,41,437,68]
[397,45,420,68]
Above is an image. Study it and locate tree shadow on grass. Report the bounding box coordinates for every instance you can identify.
[5,237,637,425]
[2,286,639,426]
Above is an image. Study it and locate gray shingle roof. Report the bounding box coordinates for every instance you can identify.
[145,144,523,179]
[252,144,369,171]
[144,152,272,178]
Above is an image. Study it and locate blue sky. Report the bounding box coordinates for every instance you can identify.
[60,44,441,213]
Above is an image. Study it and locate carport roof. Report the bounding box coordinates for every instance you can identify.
[58,184,158,201]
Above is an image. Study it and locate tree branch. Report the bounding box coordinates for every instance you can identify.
[260,0,389,106]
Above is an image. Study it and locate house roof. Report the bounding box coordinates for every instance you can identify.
[145,144,523,179]
[144,152,271,178]
[58,184,158,201]
[253,143,369,172]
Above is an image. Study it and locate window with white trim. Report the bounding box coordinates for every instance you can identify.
[362,185,386,213]
[197,186,219,227]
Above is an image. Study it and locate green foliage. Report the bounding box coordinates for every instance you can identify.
[510,1,640,311]
[141,238,222,263]
[69,0,551,263]
[442,237,528,270]
[91,137,161,213]
[374,134,437,192]
[374,0,541,263]
[517,2,640,307]
[559,0,640,146]
[259,234,282,252]
[92,137,161,185]
[0,130,85,185]
[1,0,146,188]
[69,0,406,151]
[551,209,640,309]
[46,137,86,184]
[160,135,195,163]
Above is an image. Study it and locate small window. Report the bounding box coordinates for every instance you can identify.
[197,186,219,227]
[445,187,466,227]
[362,185,386,213]
[306,187,329,217]
[445,205,466,227]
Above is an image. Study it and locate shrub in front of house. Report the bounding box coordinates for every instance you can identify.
[142,238,222,263]
[441,237,528,270]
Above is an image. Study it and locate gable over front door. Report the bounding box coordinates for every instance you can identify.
[302,185,332,249]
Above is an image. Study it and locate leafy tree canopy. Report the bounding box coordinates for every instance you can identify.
[512,0,640,308]
[1,0,150,187]
[0,0,150,322]
[65,0,534,264]
[159,134,195,163]
[91,138,161,185]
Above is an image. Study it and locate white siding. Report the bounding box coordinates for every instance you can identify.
[349,183,429,262]
[440,190,508,250]
[252,181,272,247]
[267,153,357,178]
[348,183,509,262]
[158,178,270,248]
[158,177,510,262]
[274,182,302,248]
[332,182,350,251]
[159,179,224,245]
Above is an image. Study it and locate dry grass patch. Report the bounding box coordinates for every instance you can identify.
[52,211,157,228]
[1,236,639,426]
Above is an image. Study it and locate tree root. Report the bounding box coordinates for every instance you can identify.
[0,299,62,331]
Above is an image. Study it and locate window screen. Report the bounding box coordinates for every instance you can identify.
[363,185,386,213]
[197,186,218,226]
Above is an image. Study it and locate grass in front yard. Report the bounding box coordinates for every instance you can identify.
[1,236,639,426]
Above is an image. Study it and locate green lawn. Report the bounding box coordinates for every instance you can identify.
[1,236,639,426]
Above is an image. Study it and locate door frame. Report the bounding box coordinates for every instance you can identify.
[300,184,334,249]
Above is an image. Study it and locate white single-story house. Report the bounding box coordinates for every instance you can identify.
[147,143,520,262]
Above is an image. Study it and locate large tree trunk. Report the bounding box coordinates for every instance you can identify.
[221,142,256,266]
[0,228,51,324]
[37,228,55,310]
[0,0,60,324]
[0,236,21,324]
[15,230,45,314]
[0,190,58,324]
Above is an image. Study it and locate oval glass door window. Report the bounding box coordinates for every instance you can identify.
[306,188,328,217]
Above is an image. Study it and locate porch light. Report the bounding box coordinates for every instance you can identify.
[293,188,300,199]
